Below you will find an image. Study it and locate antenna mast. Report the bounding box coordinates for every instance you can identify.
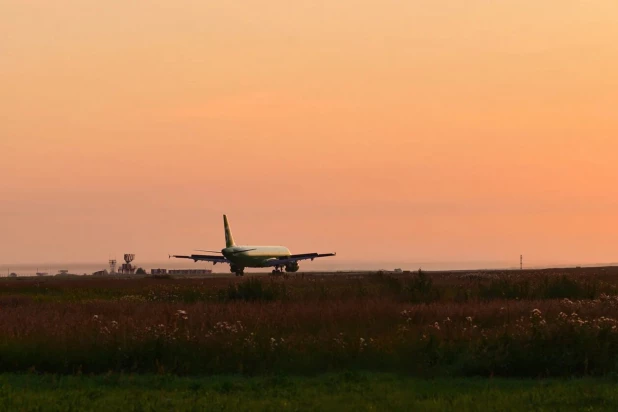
[109,259,117,274]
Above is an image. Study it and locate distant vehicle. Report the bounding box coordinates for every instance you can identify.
[171,214,336,276]
[9,273,17,278]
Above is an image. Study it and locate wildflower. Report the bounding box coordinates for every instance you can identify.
[111,321,118,327]
[531,308,542,316]
[92,315,99,321]
[433,322,440,331]
[466,317,473,323]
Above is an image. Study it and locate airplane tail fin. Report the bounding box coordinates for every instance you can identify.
[223,214,236,248]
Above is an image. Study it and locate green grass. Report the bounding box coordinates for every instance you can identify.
[0,373,615,411]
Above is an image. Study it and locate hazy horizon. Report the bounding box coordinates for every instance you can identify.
[3,1,618,267]
[4,258,618,278]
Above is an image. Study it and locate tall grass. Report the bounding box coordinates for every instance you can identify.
[219,278,288,302]
[0,270,613,304]
[0,269,617,376]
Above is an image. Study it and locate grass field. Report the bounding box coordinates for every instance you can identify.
[2,268,618,408]
[1,268,618,377]
[0,373,616,411]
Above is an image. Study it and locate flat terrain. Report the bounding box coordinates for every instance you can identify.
[0,373,616,411]
[0,266,616,376]
[1,267,618,409]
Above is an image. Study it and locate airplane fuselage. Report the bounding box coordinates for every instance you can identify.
[171,214,334,276]
[222,245,291,267]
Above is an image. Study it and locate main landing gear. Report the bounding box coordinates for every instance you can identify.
[271,262,300,276]
[230,265,245,277]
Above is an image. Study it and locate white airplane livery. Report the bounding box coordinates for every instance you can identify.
[171,215,336,276]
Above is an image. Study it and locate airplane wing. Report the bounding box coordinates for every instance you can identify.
[170,254,229,264]
[261,253,336,267]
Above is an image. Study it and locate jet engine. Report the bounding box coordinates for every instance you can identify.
[285,262,300,272]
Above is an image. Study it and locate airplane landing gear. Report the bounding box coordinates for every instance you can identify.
[230,265,244,277]
[271,267,283,276]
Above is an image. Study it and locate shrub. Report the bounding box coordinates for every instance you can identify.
[478,275,601,301]
[149,274,172,280]
[219,278,287,302]
[404,270,439,303]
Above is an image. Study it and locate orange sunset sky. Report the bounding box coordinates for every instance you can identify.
[2,1,618,268]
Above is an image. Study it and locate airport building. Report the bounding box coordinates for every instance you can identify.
[150,269,212,275]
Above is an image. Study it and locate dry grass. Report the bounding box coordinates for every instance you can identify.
[1,267,618,376]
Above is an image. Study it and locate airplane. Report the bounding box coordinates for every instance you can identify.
[170,215,336,276]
